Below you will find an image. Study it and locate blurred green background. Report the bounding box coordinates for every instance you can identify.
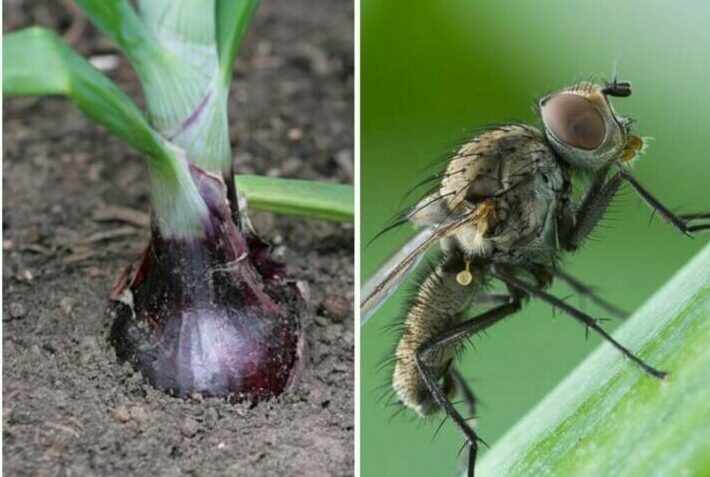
[360,1,710,476]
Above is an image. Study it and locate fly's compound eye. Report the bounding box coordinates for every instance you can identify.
[541,94,606,150]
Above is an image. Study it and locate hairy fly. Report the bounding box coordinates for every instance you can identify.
[361,78,710,477]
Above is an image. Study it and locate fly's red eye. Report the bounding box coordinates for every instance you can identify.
[542,94,606,150]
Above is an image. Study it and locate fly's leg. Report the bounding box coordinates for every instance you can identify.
[679,213,710,231]
[562,170,710,252]
[450,366,477,418]
[494,268,667,379]
[555,269,628,319]
[415,300,522,477]
[562,171,624,251]
[679,212,710,220]
[679,213,710,234]
[450,367,480,477]
[619,171,710,234]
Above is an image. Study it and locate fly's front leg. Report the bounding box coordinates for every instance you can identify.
[415,300,521,477]
[562,169,710,252]
[620,171,710,234]
[562,170,624,251]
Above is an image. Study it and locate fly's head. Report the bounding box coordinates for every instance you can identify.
[538,79,644,170]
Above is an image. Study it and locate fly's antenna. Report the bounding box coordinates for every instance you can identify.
[602,79,632,97]
[603,61,632,97]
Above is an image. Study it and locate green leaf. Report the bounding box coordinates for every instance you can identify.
[74,0,164,70]
[235,175,354,223]
[3,27,209,239]
[216,0,259,87]
[134,0,229,173]
[2,27,172,167]
[76,0,208,139]
[476,243,710,477]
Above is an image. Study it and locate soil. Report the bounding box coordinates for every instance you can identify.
[2,1,354,476]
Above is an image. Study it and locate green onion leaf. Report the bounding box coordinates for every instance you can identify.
[2,27,172,167]
[216,0,259,87]
[236,175,354,223]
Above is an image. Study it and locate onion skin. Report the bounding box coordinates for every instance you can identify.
[109,166,304,400]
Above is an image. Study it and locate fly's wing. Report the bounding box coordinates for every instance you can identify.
[360,227,434,326]
[360,214,473,326]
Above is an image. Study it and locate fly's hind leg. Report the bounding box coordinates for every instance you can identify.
[449,367,482,477]
[453,294,516,417]
[449,366,477,418]
[415,300,522,477]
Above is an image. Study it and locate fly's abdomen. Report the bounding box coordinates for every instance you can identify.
[392,258,477,417]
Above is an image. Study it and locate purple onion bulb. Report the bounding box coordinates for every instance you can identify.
[108,165,305,400]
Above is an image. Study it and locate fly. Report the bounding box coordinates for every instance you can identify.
[361,77,710,477]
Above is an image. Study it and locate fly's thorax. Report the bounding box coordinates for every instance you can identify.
[392,255,483,416]
[440,124,545,211]
[488,155,567,264]
[434,125,566,264]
